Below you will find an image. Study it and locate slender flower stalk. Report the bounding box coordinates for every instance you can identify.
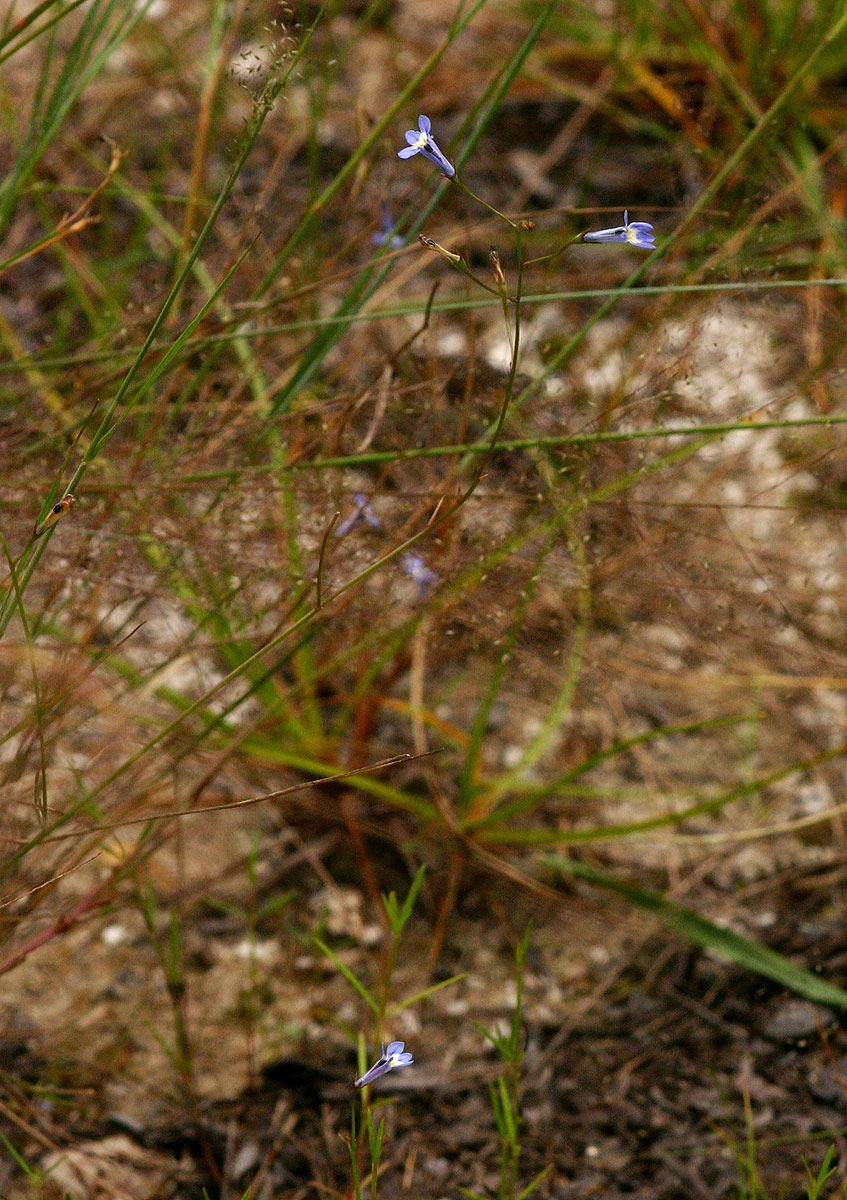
[449,174,520,230]
[524,231,584,267]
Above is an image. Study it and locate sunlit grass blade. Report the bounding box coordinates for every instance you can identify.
[261,0,558,425]
[0,0,87,60]
[0,0,333,638]
[0,0,154,238]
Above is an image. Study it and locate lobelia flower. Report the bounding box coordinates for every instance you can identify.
[401,551,438,599]
[372,204,404,249]
[336,493,382,538]
[354,1040,414,1089]
[582,210,655,250]
[397,115,455,179]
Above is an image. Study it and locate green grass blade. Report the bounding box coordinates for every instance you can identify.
[385,973,468,1016]
[550,857,847,1009]
[313,936,379,1014]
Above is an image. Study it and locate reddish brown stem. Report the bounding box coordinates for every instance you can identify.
[0,882,114,977]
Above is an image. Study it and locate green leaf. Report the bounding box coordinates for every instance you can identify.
[396,864,427,932]
[549,858,847,1009]
[313,936,379,1014]
[385,973,467,1016]
[515,1164,554,1200]
[804,1145,836,1199]
[497,1077,517,1143]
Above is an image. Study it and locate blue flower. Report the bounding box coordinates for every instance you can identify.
[336,493,382,538]
[401,551,438,598]
[354,1040,414,1089]
[397,115,455,179]
[583,210,655,249]
[372,204,404,249]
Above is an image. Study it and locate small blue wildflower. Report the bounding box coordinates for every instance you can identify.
[336,493,382,538]
[354,1040,414,1089]
[401,551,438,599]
[583,210,655,250]
[397,115,455,179]
[372,204,404,249]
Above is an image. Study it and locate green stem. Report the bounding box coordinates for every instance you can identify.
[451,175,518,229]
[524,231,585,266]
[379,932,400,1024]
[419,235,506,299]
[350,1096,362,1200]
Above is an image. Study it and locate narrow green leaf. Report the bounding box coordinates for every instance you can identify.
[396,864,427,932]
[0,1130,36,1177]
[549,858,847,1009]
[313,936,379,1014]
[515,1164,554,1200]
[497,1077,517,1143]
[385,973,468,1016]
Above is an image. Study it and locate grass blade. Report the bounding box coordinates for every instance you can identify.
[550,857,847,1009]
